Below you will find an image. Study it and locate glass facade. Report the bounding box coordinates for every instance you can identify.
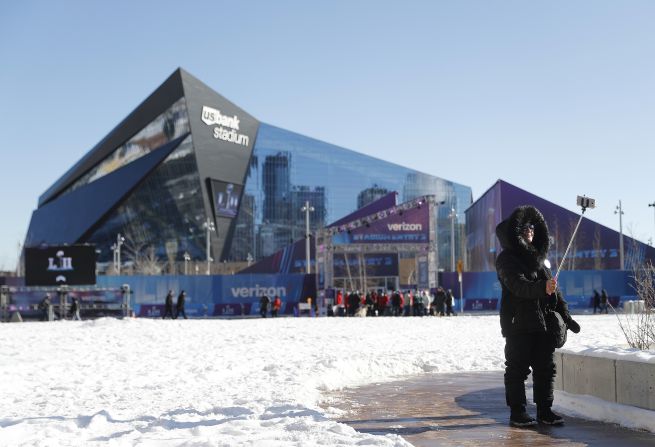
[86,135,206,265]
[228,123,472,270]
[29,69,476,275]
[62,97,190,197]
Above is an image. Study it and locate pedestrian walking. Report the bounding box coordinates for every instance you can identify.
[445,289,457,316]
[272,295,281,317]
[260,294,271,318]
[175,290,187,319]
[70,296,81,320]
[434,287,446,316]
[162,290,175,319]
[592,290,600,314]
[39,294,52,321]
[600,289,609,314]
[496,205,580,427]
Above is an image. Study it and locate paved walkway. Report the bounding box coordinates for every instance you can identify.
[326,371,655,446]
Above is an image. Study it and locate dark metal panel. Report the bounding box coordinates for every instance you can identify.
[180,70,260,261]
[39,69,186,207]
[26,135,188,246]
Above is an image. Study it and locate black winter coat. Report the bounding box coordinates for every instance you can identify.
[177,292,186,310]
[495,205,572,337]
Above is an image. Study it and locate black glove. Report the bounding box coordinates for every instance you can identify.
[567,318,581,334]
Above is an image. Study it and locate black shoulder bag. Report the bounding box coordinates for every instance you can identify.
[545,309,567,349]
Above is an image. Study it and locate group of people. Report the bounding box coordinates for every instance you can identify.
[259,294,282,318]
[162,289,187,319]
[332,287,457,317]
[39,293,81,321]
[592,289,609,314]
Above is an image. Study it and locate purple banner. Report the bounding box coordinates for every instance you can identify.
[332,253,399,277]
[332,205,430,245]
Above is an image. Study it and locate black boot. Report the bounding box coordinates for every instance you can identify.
[510,406,537,427]
[537,407,564,425]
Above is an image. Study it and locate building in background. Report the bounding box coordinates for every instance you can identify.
[465,180,655,272]
[25,68,471,273]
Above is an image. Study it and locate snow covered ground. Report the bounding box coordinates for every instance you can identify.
[0,314,652,446]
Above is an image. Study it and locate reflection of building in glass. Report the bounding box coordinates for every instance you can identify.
[465,180,655,271]
[25,68,473,271]
[357,185,389,209]
[291,186,326,230]
[262,152,291,224]
[231,193,255,261]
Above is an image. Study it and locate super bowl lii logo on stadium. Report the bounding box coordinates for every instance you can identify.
[201,106,250,146]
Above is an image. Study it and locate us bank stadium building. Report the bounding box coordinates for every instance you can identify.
[25,68,472,275]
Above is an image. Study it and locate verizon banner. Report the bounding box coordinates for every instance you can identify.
[331,205,430,245]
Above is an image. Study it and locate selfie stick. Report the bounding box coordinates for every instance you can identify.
[554,196,596,280]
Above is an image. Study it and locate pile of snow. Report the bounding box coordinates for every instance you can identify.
[0,314,649,445]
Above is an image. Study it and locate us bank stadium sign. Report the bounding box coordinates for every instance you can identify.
[201,106,250,147]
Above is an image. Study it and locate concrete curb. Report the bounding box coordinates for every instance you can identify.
[555,351,655,411]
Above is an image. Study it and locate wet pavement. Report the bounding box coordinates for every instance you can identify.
[325,371,655,446]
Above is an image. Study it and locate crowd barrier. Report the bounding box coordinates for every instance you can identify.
[0,285,130,322]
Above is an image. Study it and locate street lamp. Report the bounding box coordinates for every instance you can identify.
[203,218,215,275]
[448,207,457,271]
[614,201,624,270]
[301,201,315,274]
[649,202,655,245]
[183,252,191,275]
[111,233,125,275]
[434,200,446,286]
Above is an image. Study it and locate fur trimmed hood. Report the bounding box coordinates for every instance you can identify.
[495,205,550,264]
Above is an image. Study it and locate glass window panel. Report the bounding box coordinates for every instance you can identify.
[62,97,190,196]
[87,135,205,266]
[229,123,473,270]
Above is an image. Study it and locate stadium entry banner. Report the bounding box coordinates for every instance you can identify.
[331,205,429,245]
[25,245,97,286]
[332,253,399,278]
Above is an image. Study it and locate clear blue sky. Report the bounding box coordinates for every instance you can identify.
[2,1,655,270]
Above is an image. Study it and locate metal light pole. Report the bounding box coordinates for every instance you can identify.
[614,201,624,270]
[183,252,190,275]
[649,202,655,245]
[111,233,125,275]
[301,201,315,274]
[434,200,445,285]
[448,207,456,271]
[203,218,215,275]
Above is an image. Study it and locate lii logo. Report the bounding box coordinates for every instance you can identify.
[201,106,250,147]
[47,250,73,272]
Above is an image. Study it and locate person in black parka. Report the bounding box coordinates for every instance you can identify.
[163,290,175,319]
[175,290,187,319]
[260,294,271,318]
[496,205,580,427]
[39,294,52,321]
[592,289,601,314]
[434,287,446,316]
[600,289,609,314]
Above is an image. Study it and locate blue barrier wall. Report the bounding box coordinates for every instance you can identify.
[98,274,315,317]
[441,270,635,311]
